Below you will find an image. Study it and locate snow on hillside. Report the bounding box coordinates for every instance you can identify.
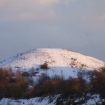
[0,48,104,69]
[0,48,104,80]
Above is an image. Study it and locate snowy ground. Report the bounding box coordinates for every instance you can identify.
[0,97,56,105]
[0,94,103,105]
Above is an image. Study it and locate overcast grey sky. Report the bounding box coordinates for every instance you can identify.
[0,0,105,61]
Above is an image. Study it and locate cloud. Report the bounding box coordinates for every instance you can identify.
[1,0,105,32]
[0,0,75,13]
[36,0,59,5]
[0,0,59,11]
[0,0,60,22]
[0,0,78,22]
[8,10,56,22]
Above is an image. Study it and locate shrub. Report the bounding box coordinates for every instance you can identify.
[40,62,49,69]
[29,76,88,99]
[90,70,105,99]
[38,74,50,85]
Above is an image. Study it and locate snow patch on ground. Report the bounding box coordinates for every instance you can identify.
[0,96,57,105]
[0,94,103,105]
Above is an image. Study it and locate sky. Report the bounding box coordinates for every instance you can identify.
[0,0,105,61]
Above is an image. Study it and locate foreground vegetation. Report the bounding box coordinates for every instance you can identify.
[0,68,29,99]
[0,67,105,104]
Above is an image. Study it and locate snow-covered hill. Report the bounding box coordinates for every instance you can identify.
[0,48,104,80]
[0,48,104,70]
[0,48,105,105]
